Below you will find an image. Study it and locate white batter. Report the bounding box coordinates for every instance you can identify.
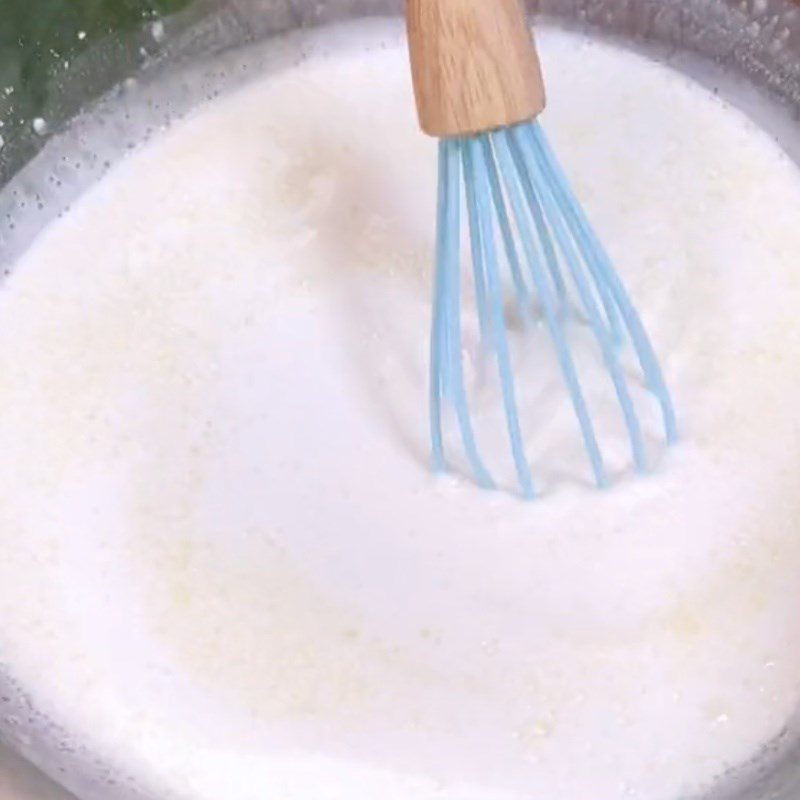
[2,20,800,800]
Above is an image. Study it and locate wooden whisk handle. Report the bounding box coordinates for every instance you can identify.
[406,0,546,138]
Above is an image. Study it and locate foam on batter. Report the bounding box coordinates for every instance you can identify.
[2,19,800,800]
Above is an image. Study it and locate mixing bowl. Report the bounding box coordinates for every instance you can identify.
[1,1,799,798]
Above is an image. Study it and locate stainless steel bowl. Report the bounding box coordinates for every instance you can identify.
[1,1,799,797]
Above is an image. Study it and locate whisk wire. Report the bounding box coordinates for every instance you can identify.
[514,127,648,473]
[431,140,449,472]
[464,158,493,348]
[505,133,568,312]
[494,128,608,488]
[432,140,494,489]
[527,124,678,445]
[465,139,536,499]
[482,139,534,328]
[430,122,678,496]
[522,128,625,345]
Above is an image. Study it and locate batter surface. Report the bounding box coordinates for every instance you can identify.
[2,20,800,800]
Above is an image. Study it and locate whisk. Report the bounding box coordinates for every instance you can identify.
[406,0,678,498]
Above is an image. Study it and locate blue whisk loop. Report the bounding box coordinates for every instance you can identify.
[428,121,678,498]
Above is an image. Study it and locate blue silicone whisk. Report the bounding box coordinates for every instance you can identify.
[406,0,677,499]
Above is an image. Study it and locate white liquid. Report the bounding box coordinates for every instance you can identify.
[2,20,800,800]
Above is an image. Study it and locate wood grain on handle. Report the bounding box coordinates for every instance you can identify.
[406,0,546,138]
